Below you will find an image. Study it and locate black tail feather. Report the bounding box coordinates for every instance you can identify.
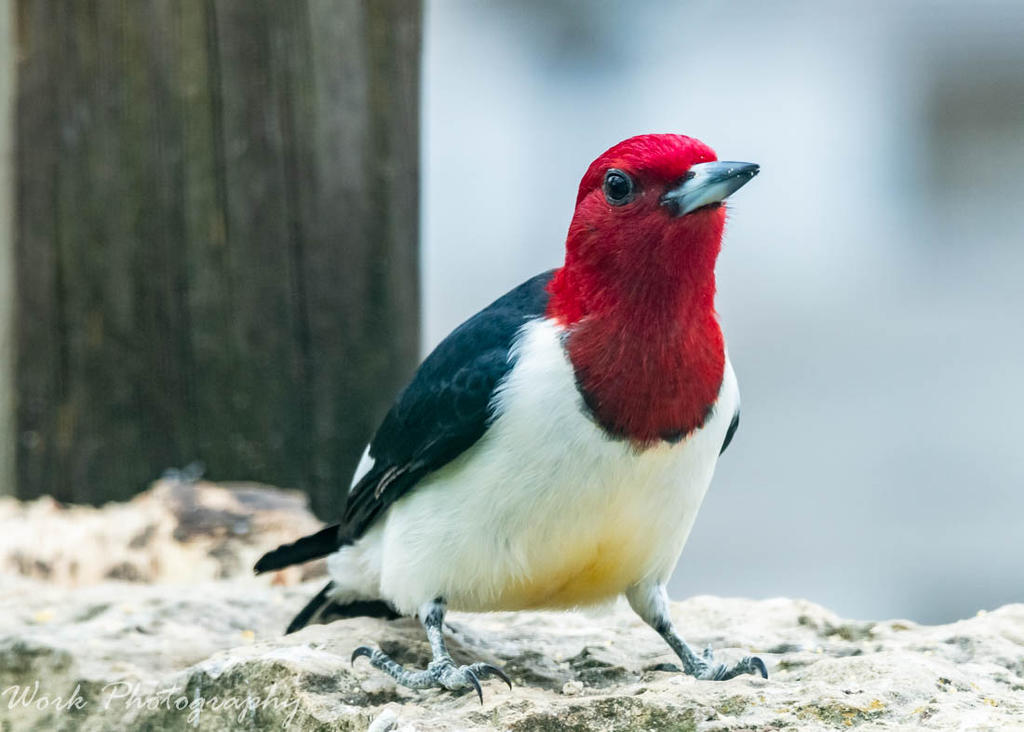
[319,600,401,624]
[254,524,343,574]
[286,582,334,634]
[285,582,400,634]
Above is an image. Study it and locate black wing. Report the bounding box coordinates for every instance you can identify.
[719,408,740,455]
[341,270,555,539]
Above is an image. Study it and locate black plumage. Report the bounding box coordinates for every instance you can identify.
[285,582,400,634]
[720,409,740,455]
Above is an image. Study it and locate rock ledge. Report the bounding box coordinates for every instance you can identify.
[1,578,1021,730]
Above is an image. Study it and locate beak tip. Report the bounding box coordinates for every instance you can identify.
[738,162,760,178]
[661,160,760,216]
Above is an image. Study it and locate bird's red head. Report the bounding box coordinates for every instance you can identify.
[547,134,758,445]
[549,134,757,325]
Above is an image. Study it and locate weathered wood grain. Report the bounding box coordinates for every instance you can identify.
[0,0,13,496]
[12,0,421,516]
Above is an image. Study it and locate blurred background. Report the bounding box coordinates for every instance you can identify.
[1,0,1023,625]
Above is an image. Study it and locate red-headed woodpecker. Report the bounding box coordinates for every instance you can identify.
[256,134,763,700]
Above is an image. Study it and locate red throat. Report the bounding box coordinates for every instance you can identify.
[545,135,729,446]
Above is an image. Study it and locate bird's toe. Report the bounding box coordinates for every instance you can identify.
[693,652,768,681]
[433,662,490,702]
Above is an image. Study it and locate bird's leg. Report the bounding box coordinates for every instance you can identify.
[626,582,767,681]
[351,597,511,702]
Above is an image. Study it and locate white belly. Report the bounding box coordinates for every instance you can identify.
[331,318,739,616]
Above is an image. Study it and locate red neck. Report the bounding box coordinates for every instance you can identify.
[546,211,726,446]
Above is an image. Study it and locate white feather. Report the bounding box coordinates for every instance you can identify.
[350,444,375,487]
[323,445,378,604]
[327,317,739,615]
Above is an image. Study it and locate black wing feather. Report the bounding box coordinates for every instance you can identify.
[720,408,740,455]
[342,270,555,539]
[253,524,342,574]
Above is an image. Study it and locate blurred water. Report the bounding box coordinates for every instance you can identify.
[422,0,1024,623]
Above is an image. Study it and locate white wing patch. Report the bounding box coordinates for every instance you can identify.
[350,444,375,488]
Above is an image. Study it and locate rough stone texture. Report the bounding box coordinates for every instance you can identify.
[2,579,1022,730]
[0,477,326,586]
[0,484,1021,730]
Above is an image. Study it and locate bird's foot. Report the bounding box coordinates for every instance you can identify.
[690,644,767,681]
[352,646,511,702]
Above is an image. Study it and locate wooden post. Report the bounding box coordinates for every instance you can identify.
[12,0,421,517]
[0,0,12,496]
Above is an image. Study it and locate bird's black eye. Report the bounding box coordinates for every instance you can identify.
[603,169,635,206]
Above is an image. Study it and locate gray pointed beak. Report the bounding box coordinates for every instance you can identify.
[660,161,759,217]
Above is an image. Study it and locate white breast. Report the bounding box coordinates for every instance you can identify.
[333,317,739,616]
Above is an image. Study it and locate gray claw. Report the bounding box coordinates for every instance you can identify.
[748,655,768,679]
[464,668,483,703]
[351,646,374,666]
[473,662,512,689]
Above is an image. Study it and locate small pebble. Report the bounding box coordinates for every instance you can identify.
[562,680,585,696]
[367,708,399,732]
